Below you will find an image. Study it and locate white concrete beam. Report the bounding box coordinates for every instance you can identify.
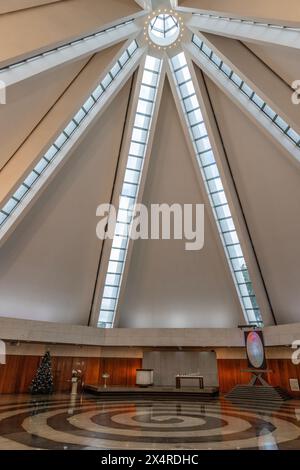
[0,22,140,101]
[189,51,274,326]
[197,32,300,138]
[89,53,166,328]
[0,46,145,248]
[186,41,300,168]
[114,62,166,328]
[134,0,152,10]
[188,14,300,50]
[0,316,299,347]
[177,0,300,27]
[167,52,275,327]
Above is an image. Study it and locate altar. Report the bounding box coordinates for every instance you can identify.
[175,375,204,389]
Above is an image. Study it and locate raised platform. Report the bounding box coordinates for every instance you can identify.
[84,385,219,400]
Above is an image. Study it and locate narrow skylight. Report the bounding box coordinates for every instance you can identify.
[171,51,263,326]
[0,41,139,229]
[97,55,162,328]
[0,20,135,74]
[192,34,300,148]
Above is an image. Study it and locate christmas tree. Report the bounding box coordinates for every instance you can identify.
[30,351,54,394]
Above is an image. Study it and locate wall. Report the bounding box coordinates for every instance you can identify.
[243,42,300,87]
[0,341,299,396]
[143,350,219,387]
[202,73,300,325]
[1,317,300,347]
[0,354,142,394]
[216,347,300,397]
[0,79,132,325]
[0,57,88,171]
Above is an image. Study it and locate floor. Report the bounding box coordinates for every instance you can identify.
[0,394,300,450]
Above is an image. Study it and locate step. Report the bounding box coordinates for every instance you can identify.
[226,384,291,402]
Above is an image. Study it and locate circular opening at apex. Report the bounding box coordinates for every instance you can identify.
[148,14,180,46]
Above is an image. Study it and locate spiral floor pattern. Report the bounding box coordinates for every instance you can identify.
[0,394,300,450]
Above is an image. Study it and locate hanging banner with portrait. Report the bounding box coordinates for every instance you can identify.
[244,330,267,370]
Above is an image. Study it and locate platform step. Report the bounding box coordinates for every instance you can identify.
[84,385,219,401]
[226,385,291,402]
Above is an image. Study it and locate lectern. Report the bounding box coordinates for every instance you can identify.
[136,369,154,387]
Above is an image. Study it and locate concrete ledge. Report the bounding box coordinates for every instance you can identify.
[0,317,300,347]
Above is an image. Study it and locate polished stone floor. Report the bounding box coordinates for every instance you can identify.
[0,394,300,450]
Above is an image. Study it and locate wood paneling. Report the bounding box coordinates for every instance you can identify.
[0,355,142,394]
[16,355,40,393]
[217,359,300,397]
[82,357,101,386]
[52,356,74,392]
[266,359,300,397]
[0,356,20,394]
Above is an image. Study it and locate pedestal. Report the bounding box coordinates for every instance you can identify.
[71,380,78,396]
[136,369,154,387]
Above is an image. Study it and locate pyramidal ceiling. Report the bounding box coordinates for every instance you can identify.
[0,0,299,329]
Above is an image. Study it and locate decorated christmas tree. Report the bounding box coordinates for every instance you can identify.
[30,351,54,394]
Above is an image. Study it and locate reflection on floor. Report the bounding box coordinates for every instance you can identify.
[0,394,300,450]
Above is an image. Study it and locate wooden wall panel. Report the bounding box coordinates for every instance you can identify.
[81,357,101,387]
[126,359,142,386]
[17,356,40,393]
[0,355,142,394]
[52,356,73,392]
[99,358,142,387]
[217,359,300,397]
[0,356,20,394]
[266,359,300,397]
[217,359,251,393]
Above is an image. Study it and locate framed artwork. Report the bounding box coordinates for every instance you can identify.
[244,330,267,370]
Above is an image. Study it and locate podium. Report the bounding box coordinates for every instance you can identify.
[136,369,154,387]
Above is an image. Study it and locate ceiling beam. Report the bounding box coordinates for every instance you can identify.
[177,0,300,27]
[197,32,300,137]
[188,14,300,50]
[0,22,140,102]
[0,0,145,68]
[89,53,166,328]
[134,0,152,10]
[0,44,145,247]
[167,50,275,327]
[186,38,300,168]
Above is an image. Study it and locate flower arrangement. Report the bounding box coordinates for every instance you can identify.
[71,369,82,381]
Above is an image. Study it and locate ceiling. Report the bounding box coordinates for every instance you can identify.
[0,0,299,329]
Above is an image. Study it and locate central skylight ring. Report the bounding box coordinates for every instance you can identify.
[148,13,180,47]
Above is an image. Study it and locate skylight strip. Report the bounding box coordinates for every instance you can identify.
[192,34,300,148]
[171,51,262,326]
[97,55,162,329]
[0,20,135,73]
[0,41,139,229]
[192,13,300,32]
